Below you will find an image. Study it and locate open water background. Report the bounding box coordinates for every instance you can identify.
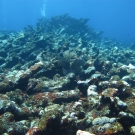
[0,0,135,45]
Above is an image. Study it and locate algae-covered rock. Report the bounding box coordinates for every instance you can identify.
[0,81,13,93]
[38,104,62,133]
[92,118,123,135]
[130,126,135,135]
[0,112,29,134]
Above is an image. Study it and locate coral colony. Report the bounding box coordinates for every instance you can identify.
[0,14,135,135]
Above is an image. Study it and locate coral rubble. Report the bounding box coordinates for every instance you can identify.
[0,14,135,134]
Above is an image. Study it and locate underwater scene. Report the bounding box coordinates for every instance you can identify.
[0,0,135,135]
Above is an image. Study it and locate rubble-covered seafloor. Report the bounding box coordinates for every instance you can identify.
[1,14,135,135]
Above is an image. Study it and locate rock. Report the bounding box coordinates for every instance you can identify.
[76,130,95,135]
[87,85,98,96]
[26,127,41,135]
[32,89,81,104]
[130,126,135,135]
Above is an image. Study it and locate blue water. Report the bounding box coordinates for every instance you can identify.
[0,0,135,44]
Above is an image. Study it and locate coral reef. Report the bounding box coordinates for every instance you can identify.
[0,14,135,134]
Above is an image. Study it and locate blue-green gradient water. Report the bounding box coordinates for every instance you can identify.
[0,0,135,44]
